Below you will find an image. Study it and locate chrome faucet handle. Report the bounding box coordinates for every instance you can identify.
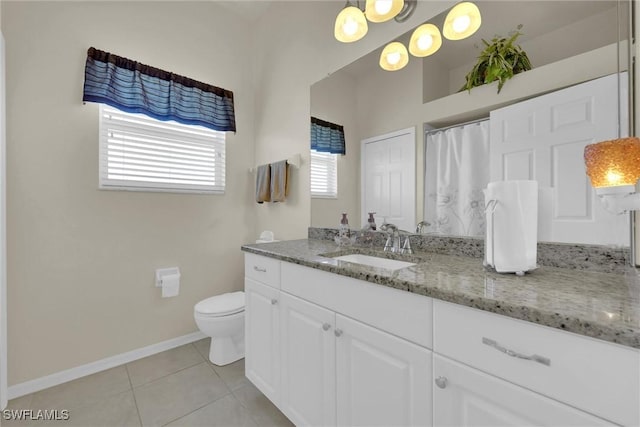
[401,236,413,254]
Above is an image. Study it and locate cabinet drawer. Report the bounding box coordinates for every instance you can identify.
[245,253,280,288]
[433,300,640,426]
[281,262,432,349]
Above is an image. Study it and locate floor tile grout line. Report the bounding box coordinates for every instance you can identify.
[129,358,209,390]
[124,364,144,427]
[230,385,265,427]
[159,391,235,427]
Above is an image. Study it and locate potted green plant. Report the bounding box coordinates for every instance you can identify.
[460,25,532,94]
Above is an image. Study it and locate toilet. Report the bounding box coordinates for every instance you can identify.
[194,291,245,366]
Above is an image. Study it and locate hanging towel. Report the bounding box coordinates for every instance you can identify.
[255,164,271,203]
[270,160,290,202]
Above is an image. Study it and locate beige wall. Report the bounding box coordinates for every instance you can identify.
[310,71,360,229]
[3,1,256,385]
[3,0,455,386]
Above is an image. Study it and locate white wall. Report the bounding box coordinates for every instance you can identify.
[310,72,360,228]
[3,1,256,385]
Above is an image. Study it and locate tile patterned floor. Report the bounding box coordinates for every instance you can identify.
[4,339,294,427]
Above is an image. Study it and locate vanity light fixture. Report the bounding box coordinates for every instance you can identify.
[442,1,482,41]
[365,0,404,23]
[380,42,409,71]
[409,23,442,57]
[334,2,369,43]
[584,137,640,213]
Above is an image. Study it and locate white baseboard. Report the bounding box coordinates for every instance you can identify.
[7,331,207,400]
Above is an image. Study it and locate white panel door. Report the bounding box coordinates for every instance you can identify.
[361,128,416,231]
[433,355,614,426]
[490,73,628,245]
[280,293,336,427]
[244,278,280,404]
[336,314,431,427]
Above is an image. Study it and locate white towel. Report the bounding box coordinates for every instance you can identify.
[484,180,538,273]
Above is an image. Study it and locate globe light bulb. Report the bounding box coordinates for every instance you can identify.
[343,17,358,36]
[374,0,393,15]
[452,14,471,33]
[386,51,401,65]
[417,34,433,50]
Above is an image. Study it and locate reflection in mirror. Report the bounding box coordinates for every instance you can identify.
[310,0,630,247]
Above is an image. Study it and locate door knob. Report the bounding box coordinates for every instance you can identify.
[322,323,331,331]
[334,329,343,337]
[435,376,448,389]
[271,299,278,305]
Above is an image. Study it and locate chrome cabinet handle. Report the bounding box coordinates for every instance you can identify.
[435,376,448,389]
[253,266,267,273]
[271,299,278,305]
[322,323,331,331]
[482,337,551,366]
[334,329,343,337]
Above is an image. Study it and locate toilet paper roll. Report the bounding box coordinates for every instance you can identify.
[161,273,180,298]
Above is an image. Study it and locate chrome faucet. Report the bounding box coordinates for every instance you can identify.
[380,222,413,254]
[380,222,401,253]
[416,220,431,234]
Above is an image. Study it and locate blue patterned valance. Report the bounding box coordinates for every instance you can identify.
[83,47,236,132]
[311,117,345,155]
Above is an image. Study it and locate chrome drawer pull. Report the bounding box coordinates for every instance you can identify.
[253,266,267,273]
[334,329,343,337]
[322,323,331,331]
[435,376,448,389]
[271,299,278,305]
[482,337,551,367]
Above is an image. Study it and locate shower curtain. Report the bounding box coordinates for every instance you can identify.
[424,120,490,237]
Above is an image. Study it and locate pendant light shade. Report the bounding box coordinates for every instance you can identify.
[379,42,409,71]
[584,137,640,192]
[443,2,481,41]
[335,5,369,43]
[365,0,404,23]
[409,23,442,57]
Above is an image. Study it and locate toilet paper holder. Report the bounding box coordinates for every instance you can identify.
[155,267,181,287]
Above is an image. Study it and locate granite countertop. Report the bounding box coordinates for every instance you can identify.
[241,239,640,350]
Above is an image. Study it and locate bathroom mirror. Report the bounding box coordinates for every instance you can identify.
[310,0,631,247]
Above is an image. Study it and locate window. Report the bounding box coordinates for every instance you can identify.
[310,149,338,198]
[99,105,226,194]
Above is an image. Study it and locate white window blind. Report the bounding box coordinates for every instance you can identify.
[99,105,226,194]
[310,149,337,198]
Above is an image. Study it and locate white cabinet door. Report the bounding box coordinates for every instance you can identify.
[280,293,336,426]
[361,127,416,231]
[244,278,280,404]
[433,355,614,427]
[336,314,431,427]
[489,73,628,245]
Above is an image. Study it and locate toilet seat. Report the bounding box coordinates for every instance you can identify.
[194,291,244,317]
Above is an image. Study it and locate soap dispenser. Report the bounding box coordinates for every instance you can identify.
[367,212,377,231]
[339,213,350,238]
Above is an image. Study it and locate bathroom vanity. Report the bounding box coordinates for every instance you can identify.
[241,239,640,427]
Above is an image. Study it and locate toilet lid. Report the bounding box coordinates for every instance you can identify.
[195,291,245,317]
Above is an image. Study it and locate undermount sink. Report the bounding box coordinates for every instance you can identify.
[332,254,416,271]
